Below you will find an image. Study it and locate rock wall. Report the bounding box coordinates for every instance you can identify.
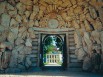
[0,0,103,73]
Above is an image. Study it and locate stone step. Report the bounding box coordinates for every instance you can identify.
[30,54,38,58]
[68,62,82,68]
[67,67,82,72]
[70,58,79,63]
[70,54,77,59]
[69,39,75,42]
[26,54,38,58]
[32,39,38,42]
[32,49,38,54]
[68,37,74,39]
[69,42,75,45]
[32,42,38,46]
[69,44,75,47]
[69,50,75,54]
[68,50,76,53]
[69,47,76,50]
[32,46,38,50]
[32,42,38,47]
[69,48,75,51]
[30,58,38,62]
[69,41,75,44]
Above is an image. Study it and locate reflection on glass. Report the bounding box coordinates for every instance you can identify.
[43,35,63,66]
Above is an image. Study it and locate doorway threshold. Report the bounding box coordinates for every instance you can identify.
[45,63,61,66]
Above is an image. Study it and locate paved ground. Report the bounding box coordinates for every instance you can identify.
[0,71,103,77]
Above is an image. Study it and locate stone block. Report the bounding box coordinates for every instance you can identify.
[20,0,32,6]
[16,2,26,15]
[71,0,77,5]
[25,38,32,47]
[10,18,18,27]
[89,6,97,19]
[33,5,39,14]
[0,1,6,15]
[7,3,15,10]
[24,47,32,55]
[38,10,44,18]
[8,10,17,17]
[83,56,92,71]
[22,15,28,22]
[0,42,6,52]
[15,44,24,53]
[15,37,24,45]
[17,64,25,71]
[33,0,38,4]
[86,13,94,23]
[18,26,27,33]
[0,31,9,42]
[28,28,35,38]
[72,20,80,29]
[76,48,86,60]
[0,25,5,32]
[25,11,31,18]
[17,54,25,63]
[5,42,13,50]
[25,55,32,68]
[74,32,81,48]
[1,13,11,27]
[98,7,103,24]
[34,20,39,27]
[25,54,37,68]
[5,68,21,73]
[30,12,37,20]
[16,2,23,10]
[26,5,32,11]
[93,18,103,30]
[7,31,16,44]
[84,20,93,31]
[10,25,18,36]
[28,20,34,27]
[15,14,22,23]
[91,30,101,44]
[80,14,85,21]
[7,0,16,6]
[100,31,103,52]
[74,6,83,14]
[1,51,11,69]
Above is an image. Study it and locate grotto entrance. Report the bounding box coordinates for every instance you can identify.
[40,33,67,70]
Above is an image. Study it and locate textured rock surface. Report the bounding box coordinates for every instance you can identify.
[5,68,21,73]
[1,13,11,27]
[0,0,103,73]
[0,1,6,15]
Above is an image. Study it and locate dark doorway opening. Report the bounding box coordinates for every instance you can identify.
[40,34,67,70]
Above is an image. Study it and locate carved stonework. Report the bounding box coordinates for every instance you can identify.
[48,19,59,29]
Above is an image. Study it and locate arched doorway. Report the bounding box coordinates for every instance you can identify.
[40,34,67,70]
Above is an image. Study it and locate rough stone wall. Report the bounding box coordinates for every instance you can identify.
[0,0,103,73]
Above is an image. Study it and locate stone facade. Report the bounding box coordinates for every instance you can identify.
[0,0,103,73]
